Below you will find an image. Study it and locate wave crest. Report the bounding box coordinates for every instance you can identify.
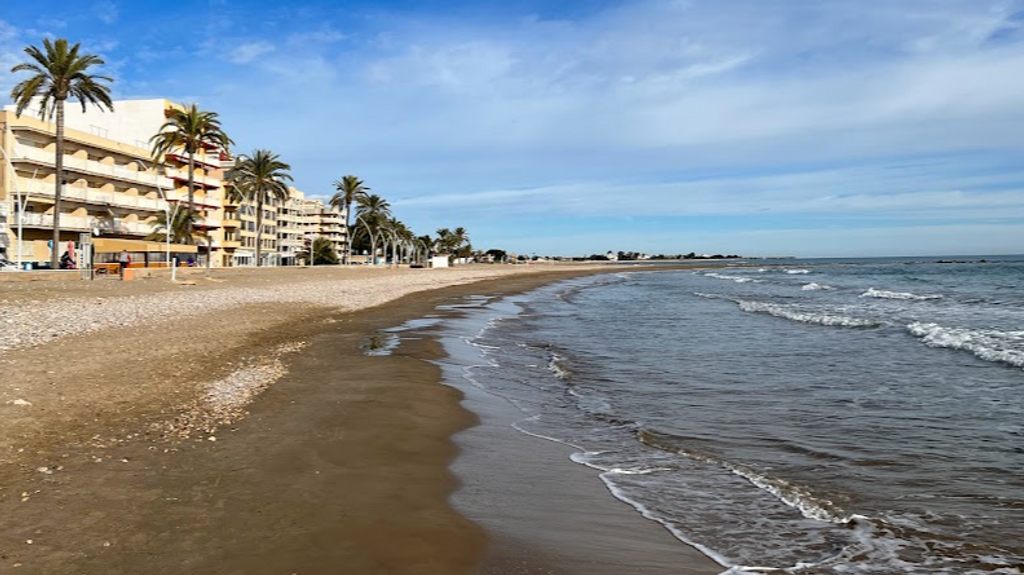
[862,288,943,301]
[907,322,1024,369]
[737,300,883,328]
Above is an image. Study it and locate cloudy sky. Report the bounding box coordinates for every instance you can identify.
[3,0,1024,257]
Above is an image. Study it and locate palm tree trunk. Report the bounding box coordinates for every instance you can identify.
[51,98,65,269]
[345,200,352,266]
[187,150,196,241]
[255,197,263,267]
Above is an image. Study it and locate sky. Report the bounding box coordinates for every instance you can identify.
[2,0,1024,257]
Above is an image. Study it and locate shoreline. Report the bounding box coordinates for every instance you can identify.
[0,265,718,574]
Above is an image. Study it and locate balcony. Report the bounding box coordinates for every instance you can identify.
[166,191,221,210]
[221,240,241,249]
[19,212,153,236]
[22,181,167,212]
[164,166,222,189]
[222,217,241,228]
[194,216,223,230]
[12,146,175,190]
[165,152,222,171]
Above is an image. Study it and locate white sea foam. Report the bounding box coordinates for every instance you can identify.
[862,288,943,301]
[593,474,736,571]
[784,269,811,274]
[737,300,883,328]
[802,282,834,291]
[694,292,730,300]
[547,352,573,380]
[704,272,758,284]
[907,322,1024,369]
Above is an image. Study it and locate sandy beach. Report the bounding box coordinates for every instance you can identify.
[0,264,717,574]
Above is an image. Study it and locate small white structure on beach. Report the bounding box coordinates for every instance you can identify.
[429,255,450,268]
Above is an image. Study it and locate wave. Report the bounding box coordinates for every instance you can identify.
[638,429,852,524]
[861,288,943,301]
[737,300,884,328]
[907,322,1024,369]
[548,352,574,380]
[784,269,811,275]
[802,283,834,291]
[704,272,759,284]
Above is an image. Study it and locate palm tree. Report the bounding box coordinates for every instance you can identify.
[9,38,114,269]
[416,234,434,264]
[145,209,207,245]
[298,236,339,266]
[435,228,456,254]
[391,220,414,264]
[150,103,233,240]
[355,194,391,265]
[228,150,292,267]
[329,175,369,265]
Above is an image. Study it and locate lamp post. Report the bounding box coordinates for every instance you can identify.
[0,144,25,270]
[135,157,176,271]
[354,215,376,265]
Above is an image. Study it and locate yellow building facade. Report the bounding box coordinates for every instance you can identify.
[0,99,227,269]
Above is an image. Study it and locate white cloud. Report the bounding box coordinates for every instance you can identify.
[227,41,276,64]
[95,1,119,25]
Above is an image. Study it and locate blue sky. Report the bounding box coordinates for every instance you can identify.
[3,0,1024,257]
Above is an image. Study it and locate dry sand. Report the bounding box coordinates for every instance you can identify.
[0,264,718,574]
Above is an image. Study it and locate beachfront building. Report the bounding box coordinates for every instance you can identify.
[231,188,279,267]
[224,187,347,267]
[299,197,347,261]
[0,99,227,269]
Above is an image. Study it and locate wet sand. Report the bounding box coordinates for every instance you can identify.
[0,267,718,574]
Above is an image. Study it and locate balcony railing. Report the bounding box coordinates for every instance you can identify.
[21,180,167,212]
[19,212,153,236]
[13,146,175,190]
[164,166,223,189]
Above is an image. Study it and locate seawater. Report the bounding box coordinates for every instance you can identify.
[424,257,1024,574]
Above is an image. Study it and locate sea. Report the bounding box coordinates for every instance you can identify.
[393,256,1024,574]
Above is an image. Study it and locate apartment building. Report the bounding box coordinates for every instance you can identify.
[0,99,227,268]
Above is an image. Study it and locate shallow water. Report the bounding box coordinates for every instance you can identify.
[434,257,1024,574]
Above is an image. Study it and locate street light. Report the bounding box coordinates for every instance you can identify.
[0,144,26,270]
[135,157,177,274]
[353,215,377,265]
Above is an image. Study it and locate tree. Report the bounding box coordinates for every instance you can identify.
[329,175,369,265]
[485,249,507,263]
[9,38,114,269]
[354,194,391,265]
[228,150,292,267]
[435,228,455,253]
[298,236,339,266]
[145,209,207,245]
[150,103,233,243]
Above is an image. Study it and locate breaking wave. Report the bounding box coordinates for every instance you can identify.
[802,283,834,291]
[907,323,1024,369]
[737,300,884,328]
[862,288,943,301]
[704,272,759,284]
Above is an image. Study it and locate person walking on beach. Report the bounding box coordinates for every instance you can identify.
[119,249,131,279]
